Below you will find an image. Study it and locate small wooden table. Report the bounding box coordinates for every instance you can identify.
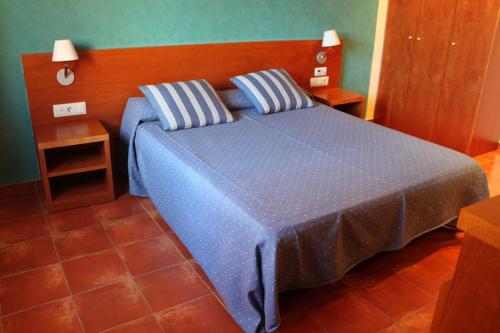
[34,119,115,212]
[431,195,500,333]
[312,87,367,118]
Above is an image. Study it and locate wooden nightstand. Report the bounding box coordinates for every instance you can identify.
[34,119,115,212]
[312,87,367,118]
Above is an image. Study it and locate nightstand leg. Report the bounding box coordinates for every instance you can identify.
[37,148,53,211]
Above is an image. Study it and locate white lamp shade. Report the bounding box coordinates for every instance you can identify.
[52,39,79,62]
[322,30,341,47]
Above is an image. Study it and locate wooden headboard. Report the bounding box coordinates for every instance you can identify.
[22,40,342,138]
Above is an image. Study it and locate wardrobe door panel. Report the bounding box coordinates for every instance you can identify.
[469,17,500,156]
[432,0,500,152]
[375,0,421,129]
[402,0,457,140]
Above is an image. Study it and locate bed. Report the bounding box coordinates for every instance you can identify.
[120,97,488,333]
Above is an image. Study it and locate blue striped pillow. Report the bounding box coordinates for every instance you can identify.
[139,79,234,131]
[230,69,314,114]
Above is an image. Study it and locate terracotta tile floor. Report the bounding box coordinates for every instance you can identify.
[0,150,498,333]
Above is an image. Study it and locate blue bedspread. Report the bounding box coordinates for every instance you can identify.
[120,98,488,332]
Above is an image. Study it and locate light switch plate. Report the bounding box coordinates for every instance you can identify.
[314,67,327,77]
[310,76,329,87]
[53,102,87,118]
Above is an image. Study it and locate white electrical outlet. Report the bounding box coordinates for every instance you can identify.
[310,76,329,87]
[314,67,327,76]
[53,102,87,118]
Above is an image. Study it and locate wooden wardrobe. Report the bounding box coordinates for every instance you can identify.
[375,0,500,155]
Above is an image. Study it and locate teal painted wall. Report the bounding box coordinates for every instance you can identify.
[0,0,379,186]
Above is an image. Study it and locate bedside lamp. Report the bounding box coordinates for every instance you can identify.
[317,30,341,64]
[52,39,79,86]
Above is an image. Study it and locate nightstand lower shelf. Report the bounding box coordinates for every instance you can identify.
[333,103,366,118]
[50,170,113,211]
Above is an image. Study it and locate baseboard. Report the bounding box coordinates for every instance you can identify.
[0,180,41,199]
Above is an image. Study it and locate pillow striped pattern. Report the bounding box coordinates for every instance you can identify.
[230,69,314,114]
[139,79,233,131]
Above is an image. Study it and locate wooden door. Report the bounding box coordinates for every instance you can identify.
[375,0,421,129]
[402,0,458,140]
[432,0,500,153]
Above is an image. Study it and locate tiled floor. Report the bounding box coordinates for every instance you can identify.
[0,150,498,333]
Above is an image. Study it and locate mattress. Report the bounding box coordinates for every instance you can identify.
[120,98,488,332]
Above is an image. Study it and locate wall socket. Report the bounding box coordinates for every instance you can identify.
[53,102,87,118]
[310,76,329,87]
[314,67,327,77]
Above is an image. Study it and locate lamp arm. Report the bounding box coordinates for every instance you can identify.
[64,63,69,78]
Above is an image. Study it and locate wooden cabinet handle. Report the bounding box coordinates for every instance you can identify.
[408,36,413,39]
[451,42,456,46]
[416,37,422,41]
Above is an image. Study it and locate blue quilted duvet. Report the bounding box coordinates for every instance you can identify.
[120,98,488,332]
